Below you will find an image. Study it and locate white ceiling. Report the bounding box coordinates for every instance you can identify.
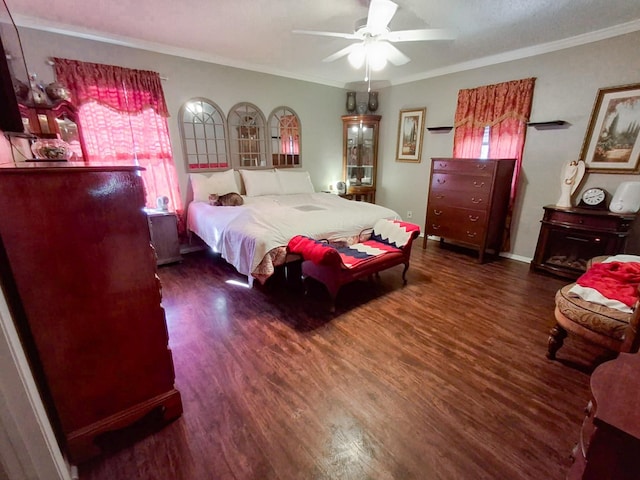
[6,0,640,89]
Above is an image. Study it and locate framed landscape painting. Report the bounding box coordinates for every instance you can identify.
[580,83,640,173]
[396,108,426,162]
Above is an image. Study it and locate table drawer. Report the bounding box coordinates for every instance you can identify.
[432,158,496,175]
[545,210,630,232]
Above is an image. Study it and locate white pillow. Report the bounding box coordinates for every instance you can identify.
[276,169,315,195]
[190,170,239,202]
[240,169,283,197]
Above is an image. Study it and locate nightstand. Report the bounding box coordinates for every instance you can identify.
[340,186,376,203]
[146,209,182,265]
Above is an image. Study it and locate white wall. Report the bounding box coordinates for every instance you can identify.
[373,30,640,259]
[17,27,347,203]
[15,27,640,260]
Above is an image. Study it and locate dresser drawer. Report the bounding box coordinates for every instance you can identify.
[427,205,486,227]
[429,186,490,210]
[431,173,492,195]
[426,209,486,246]
[545,209,631,232]
[432,158,495,175]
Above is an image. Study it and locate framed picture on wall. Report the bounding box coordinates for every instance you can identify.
[580,83,640,173]
[396,107,426,163]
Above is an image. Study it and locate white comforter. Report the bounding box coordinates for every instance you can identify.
[187,193,400,280]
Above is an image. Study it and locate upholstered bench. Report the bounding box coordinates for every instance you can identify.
[287,219,421,311]
[547,255,640,360]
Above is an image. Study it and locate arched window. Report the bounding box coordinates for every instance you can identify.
[179,98,229,171]
[227,102,267,168]
[268,106,301,168]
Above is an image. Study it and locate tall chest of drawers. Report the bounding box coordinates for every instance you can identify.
[0,164,183,462]
[423,157,516,263]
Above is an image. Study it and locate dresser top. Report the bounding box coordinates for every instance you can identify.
[0,161,144,174]
[591,352,640,439]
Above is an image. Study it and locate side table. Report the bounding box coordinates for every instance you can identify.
[146,209,182,265]
[531,205,636,279]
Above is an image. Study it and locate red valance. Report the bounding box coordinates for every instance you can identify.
[53,58,169,117]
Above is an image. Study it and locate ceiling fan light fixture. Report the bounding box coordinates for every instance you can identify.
[367,42,387,71]
[348,44,366,68]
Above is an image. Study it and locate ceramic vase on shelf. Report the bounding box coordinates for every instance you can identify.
[367,91,379,112]
[346,91,356,113]
[31,138,73,161]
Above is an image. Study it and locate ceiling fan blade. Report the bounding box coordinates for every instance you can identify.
[322,44,359,63]
[367,0,398,35]
[385,28,457,42]
[379,42,410,66]
[292,30,359,40]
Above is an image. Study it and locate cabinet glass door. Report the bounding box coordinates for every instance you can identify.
[345,118,377,187]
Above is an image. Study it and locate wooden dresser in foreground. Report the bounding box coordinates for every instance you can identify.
[423,157,515,263]
[568,352,640,479]
[0,163,182,462]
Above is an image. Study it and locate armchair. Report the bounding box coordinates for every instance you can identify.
[547,256,640,360]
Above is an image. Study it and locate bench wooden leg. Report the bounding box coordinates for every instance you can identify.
[402,262,410,285]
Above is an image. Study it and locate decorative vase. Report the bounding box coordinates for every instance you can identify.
[45,82,71,102]
[31,138,73,161]
[346,91,357,113]
[368,91,379,112]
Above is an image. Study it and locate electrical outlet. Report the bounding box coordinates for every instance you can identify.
[406,210,413,218]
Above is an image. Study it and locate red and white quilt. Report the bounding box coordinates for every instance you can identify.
[288,219,420,270]
[569,255,640,312]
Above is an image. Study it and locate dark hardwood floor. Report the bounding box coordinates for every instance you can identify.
[80,240,609,480]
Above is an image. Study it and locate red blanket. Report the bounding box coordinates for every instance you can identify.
[576,261,640,307]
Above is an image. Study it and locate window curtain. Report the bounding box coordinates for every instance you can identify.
[279,115,299,154]
[53,58,183,220]
[453,77,536,248]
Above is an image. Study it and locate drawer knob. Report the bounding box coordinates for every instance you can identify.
[471,197,483,204]
[468,215,479,222]
[466,231,477,238]
[437,178,446,184]
[438,162,447,168]
[431,224,441,230]
[578,219,584,224]
[473,181,485,188]
[435,194,444,199]
[477,164,487,170]
[433,209,443,216]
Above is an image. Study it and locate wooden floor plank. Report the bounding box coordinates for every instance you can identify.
[79,240,608,480]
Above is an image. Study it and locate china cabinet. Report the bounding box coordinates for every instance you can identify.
[19,100,87,161]
[342,114,380,203]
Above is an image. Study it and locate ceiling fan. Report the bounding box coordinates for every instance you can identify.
[293,0,456,73]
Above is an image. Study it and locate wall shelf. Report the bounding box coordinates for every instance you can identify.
[426,126,453,133]
[527,120,568,129]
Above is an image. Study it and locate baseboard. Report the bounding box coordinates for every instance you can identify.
[422,235,532,265]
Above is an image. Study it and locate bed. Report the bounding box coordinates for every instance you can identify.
[186,169,400,285]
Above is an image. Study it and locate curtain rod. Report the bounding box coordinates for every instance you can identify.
[44,58,168,80]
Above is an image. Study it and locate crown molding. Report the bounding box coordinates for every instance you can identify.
[11,14,345,89]
[393,19,640,86]
[11,14,640,90]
